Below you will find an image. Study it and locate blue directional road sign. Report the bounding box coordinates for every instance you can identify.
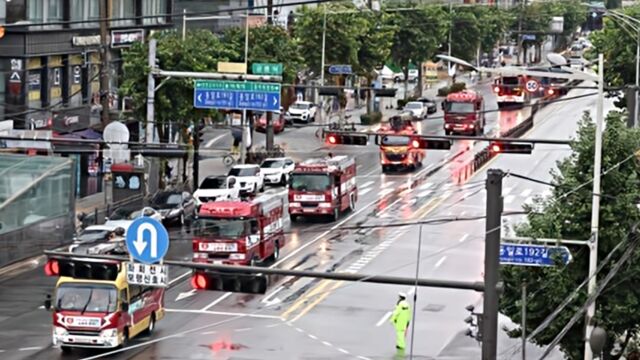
[500,243,572,267]
[328,64,352,75]
[125,217,170,264]
[193,80,281,112]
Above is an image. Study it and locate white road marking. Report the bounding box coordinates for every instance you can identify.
[435,256,447,268]
[503,187,513,195]
[381,181,396,189]
[265,323,281,328]
[169,271,191,285]
[337,348,350,354]
[360,181,374,188]
[308,334,318,340]
[201,330,218,335]
[524,196,535,205]
[322,341,333,347]
[357,356,372,360]
[360,167,379,177]
[504,195,515,204]
[18,347,42,351]
[261,286,284,307]
[399,188,412,196]
[520,188,533,197]
[418,190,433,198]
[295,327,305,333]
[418,182,433,190]
[359,187,372,196]
[201,293,232,311]
[234,328,252,332]
[459,233,469,242]
[376,311,392,327]
[205,134,226,148]
[175,289,197,302]
[166,308,282,320]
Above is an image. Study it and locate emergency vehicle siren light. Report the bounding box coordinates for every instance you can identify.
[410,138,452,150]
[324,133,368,146]
[190,271,268,294]
[489,142,533,154]
[55,259,119,281]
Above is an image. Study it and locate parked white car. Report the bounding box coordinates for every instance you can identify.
[260,157,296,186]
[104,207,163,233]
[285,101,317,123]
[193,176,240,206]
[403,101,428,119]
[228,164,264,196]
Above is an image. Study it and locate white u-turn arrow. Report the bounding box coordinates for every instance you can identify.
[135,223,158,258]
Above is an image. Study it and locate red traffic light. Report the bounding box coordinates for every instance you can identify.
[327,135,337,144]
[191,273,208,290]
[408,137,452,150]
[325,132,368,146]
[44,259,59,276]
[493,86,501,93]
[489,142,533,154]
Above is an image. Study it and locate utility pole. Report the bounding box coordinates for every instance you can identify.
[265,0,275,152]
[447,0,453,84]
[521,282,527,360]
[482,168,503,360]
[241,10,250,164]
[635,34,639,127]
[99,0,111,124]
[146,39,157,143]
[517,0,524,65]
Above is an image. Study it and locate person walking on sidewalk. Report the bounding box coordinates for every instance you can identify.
[390,292,411,351]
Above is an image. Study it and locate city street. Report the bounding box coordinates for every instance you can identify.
[0,80,611,359]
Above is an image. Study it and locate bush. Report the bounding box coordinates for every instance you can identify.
[436,82,467,97]
[360,111,383,125]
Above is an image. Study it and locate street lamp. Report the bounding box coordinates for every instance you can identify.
[437,53,604,360]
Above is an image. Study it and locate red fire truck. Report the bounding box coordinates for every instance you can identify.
[288,156,357,221]
[378,119,424,172]
[191,192,287,266]
[442,90,486,136]
[493,75,530,108]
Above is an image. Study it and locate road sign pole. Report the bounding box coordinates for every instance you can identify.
[266,111,274,152]
[241,110,247,164]
[483,168,503,360]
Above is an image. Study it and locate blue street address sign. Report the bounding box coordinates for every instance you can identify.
[328,64,352,75]
[193,80,281,112]
[499,243,572,267]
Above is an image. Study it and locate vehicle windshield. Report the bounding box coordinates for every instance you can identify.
[56,284,117,313]
[290,174,332,192]
[109,208,138,220]
[200,177,226,189]
[290,103,310,110]
[192,218,251,238]
[501,77,520,85]
[381,135,410,146]
[445,102,475,113]
[261,160,284,169]
[76,229,110,243]
[229,167,258,177]
[152,192,182,206]
[404,102,422,109]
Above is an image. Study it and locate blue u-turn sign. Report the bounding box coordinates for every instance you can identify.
[125,217,170,264]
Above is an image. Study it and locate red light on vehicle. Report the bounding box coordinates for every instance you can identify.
[547,88,555,96]
[44,259,59,276]
[191,273,208,289]
[493,86,500,93]
[411,139,420,148]
[490,143,502,153]
[327,135,337,144]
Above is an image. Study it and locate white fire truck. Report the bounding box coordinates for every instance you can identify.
[288,156,357,221]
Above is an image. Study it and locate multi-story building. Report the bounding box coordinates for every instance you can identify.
[0,0,173,198]
[0,0,172,132]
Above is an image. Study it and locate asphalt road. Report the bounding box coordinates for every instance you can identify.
[0,79,599,360]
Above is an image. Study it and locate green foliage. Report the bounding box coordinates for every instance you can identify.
[500,111,640,359]
[221,24,303,83]
[450,9,481,61]
[388,4,448,72]
[473,7,513,55]
[589,5,640,98]
[355,11,397,80]
[293,3,368,77]
[360,111,382,125]
[511,0,585,47]
[120,30,237,137]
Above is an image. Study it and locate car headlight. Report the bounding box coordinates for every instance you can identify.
[229,253,246,260]
[54,326,68,336]
[290,202,301,207]
[101,329,118,338]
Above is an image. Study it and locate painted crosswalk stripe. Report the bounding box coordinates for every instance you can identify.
[360,181,374,188]
[419,182,433,190]
[359,187,372,196]
[380,188,394,196]
[504,195,515,204]
[520,188,533,197]
[503,187,513,195]
[381,181,396,189]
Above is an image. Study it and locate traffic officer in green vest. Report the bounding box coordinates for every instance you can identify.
[390,292,411,350]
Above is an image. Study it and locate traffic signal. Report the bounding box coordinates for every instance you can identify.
[198,129,205,146]
[489,142,533,154]
[464,304,483,342]
[191,271,268,294]
[409,138,452,150]
[44,258,119,281]
[325,132,368,146]
[318,87,340,97]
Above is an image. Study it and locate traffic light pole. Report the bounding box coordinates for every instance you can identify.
[146,39,157,143]
[483,168,503,360]
[193,128,200,190]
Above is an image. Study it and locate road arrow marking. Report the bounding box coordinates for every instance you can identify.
[261,286,284,307]
[175,289,197,302]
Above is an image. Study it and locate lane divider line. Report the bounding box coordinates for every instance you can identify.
[166,308,282,320]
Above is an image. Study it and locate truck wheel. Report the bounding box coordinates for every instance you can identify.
[260,183,265,192]
[61,346,72,354]
[445,130,451,136]
[381,165,388,173]
[145,313,156,335]
[332,208,340,222]
[349,194,356,212]
[279,175,286,186]
[272,242,280,261]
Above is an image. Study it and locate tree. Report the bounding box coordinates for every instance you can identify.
[589,5,640,102]
[388,5,448,99]
[120,30,238,141]
[472,7,512,56]
[500,111,640,359]
[450,9,481,62]
[221,24,304,84]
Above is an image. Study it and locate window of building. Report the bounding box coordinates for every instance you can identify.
[27,0,62,25]
[111,0,135,27]
[71,0,100,28]
[143,0,167,25]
